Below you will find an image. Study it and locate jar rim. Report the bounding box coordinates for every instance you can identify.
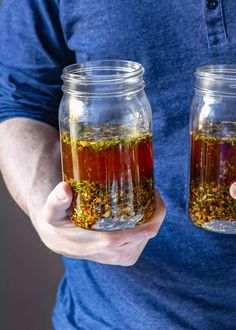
[196,65,236,81]
[195,65,236,96]
[62,60,144,84]
[61,60,145,97]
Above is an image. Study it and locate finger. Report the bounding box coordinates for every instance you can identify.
[127,239,149,265]
[230,182,236,199]
[50,190,166,249]
[120,190,166,239]
[97,190,166,246]
[43,182,73,225]
[41,224,102,257]
[103,239,149,266]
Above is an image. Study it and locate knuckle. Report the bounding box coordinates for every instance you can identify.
[162,205,167,217]
[112,249,135,266]
[145,224,159,237]
[110,252,125,265]
[126,259,138,267]
[120,257,138,267]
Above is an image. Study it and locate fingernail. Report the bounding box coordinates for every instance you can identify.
[57,186,67,200]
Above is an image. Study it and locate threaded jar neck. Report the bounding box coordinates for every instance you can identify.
[61,60,145,97]
[195,65,236,97]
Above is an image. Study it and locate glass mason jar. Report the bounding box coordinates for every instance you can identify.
[59,60,155,231]
[189,65,236,234]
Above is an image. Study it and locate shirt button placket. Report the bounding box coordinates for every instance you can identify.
[201,0,227,47]
[206,0,218,10]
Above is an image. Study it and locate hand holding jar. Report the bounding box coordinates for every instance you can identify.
[33,182,165,265]
[59,61,157,231]
[35,59,167,264]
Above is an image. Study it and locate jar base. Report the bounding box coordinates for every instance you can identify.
[91,214,144,231]
[195,219,236,234]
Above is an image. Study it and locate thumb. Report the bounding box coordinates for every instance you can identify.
[230,182,236,199]
[43,182,73,225]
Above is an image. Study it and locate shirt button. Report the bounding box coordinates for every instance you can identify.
[206,0,218,10]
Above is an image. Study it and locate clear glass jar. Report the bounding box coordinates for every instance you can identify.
[189,65,236,234]
[59,60,155,231]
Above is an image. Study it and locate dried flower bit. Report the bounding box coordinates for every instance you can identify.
[67,178,155,230]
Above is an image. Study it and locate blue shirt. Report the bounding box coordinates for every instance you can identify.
[1,1,236,329]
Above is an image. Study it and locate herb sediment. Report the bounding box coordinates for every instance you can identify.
[60,124,155,230]
[189,122,236,229]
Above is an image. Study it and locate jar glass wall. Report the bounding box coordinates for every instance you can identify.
[189,65,236,233]
[59,60,155,231]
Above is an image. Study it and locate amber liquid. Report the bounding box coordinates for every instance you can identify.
[60,124,155,231]
[189,122,236,232]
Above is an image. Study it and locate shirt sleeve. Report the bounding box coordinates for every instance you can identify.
[0,0,75,129]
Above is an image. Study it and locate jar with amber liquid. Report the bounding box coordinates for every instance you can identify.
[189,65,236,233]
[59,60,155,231]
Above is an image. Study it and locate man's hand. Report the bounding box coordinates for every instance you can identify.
[31,182,166,266]
[230,182,236,199]
[0,119,165,266]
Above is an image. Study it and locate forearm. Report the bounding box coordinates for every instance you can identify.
[0,118,61,218]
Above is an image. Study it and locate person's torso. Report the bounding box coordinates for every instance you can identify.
[53,1,236,329]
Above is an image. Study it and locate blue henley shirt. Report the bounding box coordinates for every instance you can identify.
[0,1,236,329]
